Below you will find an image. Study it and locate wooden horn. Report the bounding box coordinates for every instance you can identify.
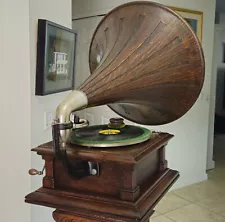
[55,1,205,145]
[82,1,205,125]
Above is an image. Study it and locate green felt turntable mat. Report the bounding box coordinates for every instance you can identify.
[70,124,151,147]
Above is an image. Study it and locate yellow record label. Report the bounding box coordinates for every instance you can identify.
[99,129,120,135]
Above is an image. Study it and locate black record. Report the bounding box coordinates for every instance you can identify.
[70,124,151,147]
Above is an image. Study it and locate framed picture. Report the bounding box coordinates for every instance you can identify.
[35,19,77,96]
[170,7,203,42]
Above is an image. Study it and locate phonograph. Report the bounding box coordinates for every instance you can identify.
[25,1,205,222]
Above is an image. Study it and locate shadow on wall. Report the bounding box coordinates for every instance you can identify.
[214,68,225,134]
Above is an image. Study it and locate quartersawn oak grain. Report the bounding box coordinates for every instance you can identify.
[78,1,205,126]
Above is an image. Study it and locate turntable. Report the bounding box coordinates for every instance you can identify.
[71,117,151,147]
[25,1,205,221]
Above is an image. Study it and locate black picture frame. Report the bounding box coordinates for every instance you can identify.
[35,19,77,96]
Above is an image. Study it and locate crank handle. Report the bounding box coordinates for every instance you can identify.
[28,165,45,176]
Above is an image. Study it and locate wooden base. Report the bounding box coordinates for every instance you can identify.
[52,209,151,222]
[26,169,178,222]
[25,132,179,222]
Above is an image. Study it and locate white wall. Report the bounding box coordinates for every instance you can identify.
[72,0,216,189]
[0,0,31,221]
[29,1,72,221]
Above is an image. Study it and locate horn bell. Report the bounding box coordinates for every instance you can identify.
[55,1,205,144]
[83,1,205,125]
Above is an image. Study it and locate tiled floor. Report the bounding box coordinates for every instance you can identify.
[151,135,225,222]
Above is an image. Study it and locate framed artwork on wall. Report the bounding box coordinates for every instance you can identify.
[35,19,77,96]
[170,7,203,42]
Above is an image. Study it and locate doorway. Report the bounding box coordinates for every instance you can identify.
[210,24,225,176]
